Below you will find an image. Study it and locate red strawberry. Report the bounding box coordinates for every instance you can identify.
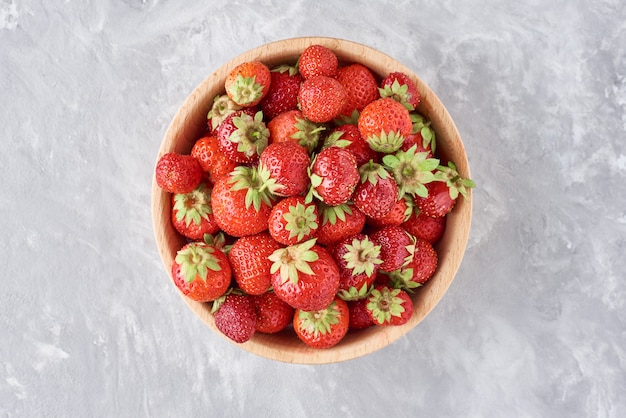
[323,124,378,167]
[228,232,282,295]
[252,291,295,334]
[405,238,438,285]
[259,65,303,120]
[402,113,436,155]
[298,75,347,123]
[268,196,319,245]
[358,97,413,153]
[353,161,398,219]
[401,210,446,244]
[211,166,279,237]
[366,285,414,326]
[347,299,375,331]
[155,152,203,194]
[224,61,271,107]
[293,298,349,349]
[267,109,325,153]
[269,239,340,311]
[213,293,257,343]
[315,202,366,246]
[415,161,475,218]
[171,182,220,240]
[369,225,414,272]
[171,242,231,302]
[217,109,269,164]
[308,146,359,206]
[332,234,382,298]
[207,94,242,134]
[297,44,338,79]
[366,196,411,229]
[336,63,380,116]
[379,72,421,110]
[191,135,238,184]
[259,141,311,197]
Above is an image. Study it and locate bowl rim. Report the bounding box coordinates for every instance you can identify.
[151,36,472,364]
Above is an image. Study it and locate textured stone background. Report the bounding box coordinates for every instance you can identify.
[1,0,625,416]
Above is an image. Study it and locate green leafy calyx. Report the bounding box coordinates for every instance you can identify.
[342,236,383,277]
[173,182,212,227]
[366,130,405,153]
[229,74,265,106]
[207,94,241,131]
[268,238,319,284]
[283,201,319,242]
[297,301,341,337]
[382,144,439,198]
[230,111,270,158]
[175,243,222,284]
[366,287,406,324]
[434,161,476,200]
[229,165,280,211]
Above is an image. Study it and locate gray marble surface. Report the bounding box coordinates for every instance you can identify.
[2,0,625,416]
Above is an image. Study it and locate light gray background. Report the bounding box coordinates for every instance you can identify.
[2,0,625,417]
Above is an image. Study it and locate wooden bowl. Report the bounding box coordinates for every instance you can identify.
[151,37,472,364]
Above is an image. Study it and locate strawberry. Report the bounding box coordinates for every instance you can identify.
[332,234,382,298]
[366,195,411,229]
[191,135,238,184]
[382,144,439,199]
[252,291,295,334]
[211,165,279,237]
[216,109,269,164]
[207,94,242,134]
[266,109,325,153]
[298,75,347,123]
[228,232,282,295]
[315,202,366,246]
[269,239,340,311]
[171,242,231,302]
[336,63,380,117]
[403,113,436,154]
[347,299,375,331]
[353,161,398,219]
[212,293,257,343]
[393,238,439,287]
[224,61,271,107]
[366,285,414,326]
[297,44,338,79]
[308,146,359,206]
[323,124,378,167]
[414,161,475,219]
[379,72,421,110]
[369,225,414,272]
[155,152,203,194]
[401,210,446,244]
[268,195,319,245]
[259,141,311,197]
[358,97,413,153]
[293,298,349,349]
[259,65,303,120]
[171,182,220,240]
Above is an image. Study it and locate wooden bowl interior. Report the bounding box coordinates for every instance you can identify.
[151,37,472,364]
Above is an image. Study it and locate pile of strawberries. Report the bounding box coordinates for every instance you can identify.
[155,44,474,349]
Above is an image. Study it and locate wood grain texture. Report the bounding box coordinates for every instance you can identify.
[150,37,472,364]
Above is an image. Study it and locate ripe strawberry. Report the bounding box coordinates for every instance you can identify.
[315,202,366,246]
[269,239,340,311]
[211,165,279,237]
[382,144,439,199]
[217,109,269,164]
[259,65,303,120]
[267,109,325,153]
[191,135,238,184]
[252,291,295,334]
[404,238,438,285]
[332,234,382,297]
[224,61,271,107]
[353,161,398,219]
[207,94,242,133]
[293,298,349,349]
[366,285,414,326]
[297,44,338,79]
[347,299,375,331]
[415,161,475,218]
[268,196,319,245]
[155,152,203,194]
[323,124,378,167]
[308,146,359,206]
[213,293,257,343]
[259,141,311,197]
[403,113,436,154]
[298,75,347,123]
[401,210,446,244]
[366,195,411,229]
[171,242,231,302]
[358,97,413,153]
[171,182,220,240]
[228,232,282,295]
[369,225,414,272]
[336,63,380,116]
[379,72,421,110]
